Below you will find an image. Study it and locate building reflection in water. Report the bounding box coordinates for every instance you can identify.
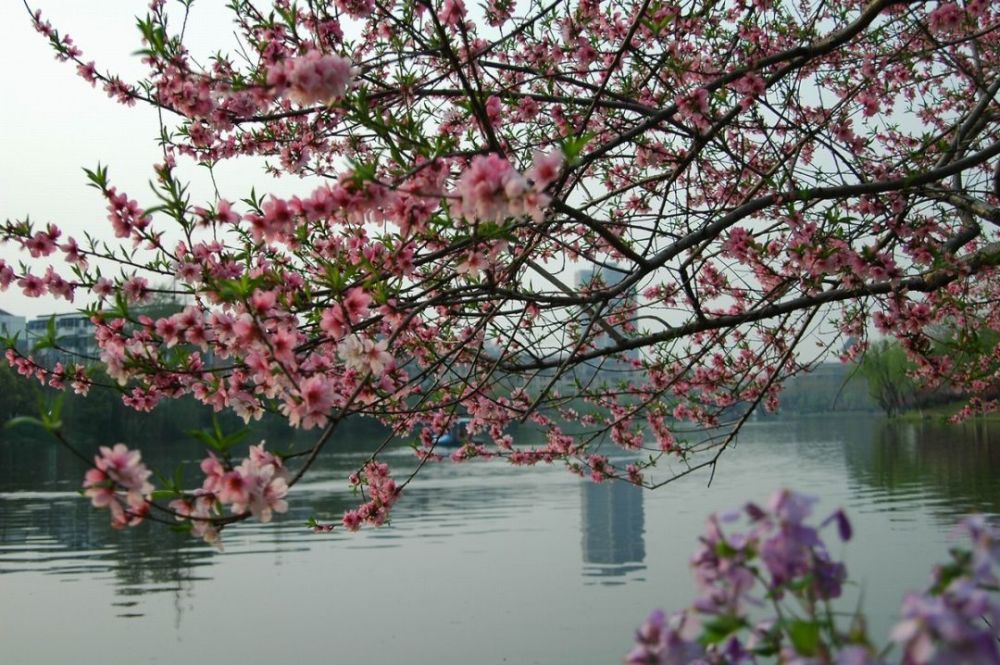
[580,479,645,583]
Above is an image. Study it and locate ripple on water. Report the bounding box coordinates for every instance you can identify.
[1,418,999,665]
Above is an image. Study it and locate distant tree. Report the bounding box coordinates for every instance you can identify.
[0,362,39,426]
[857,339,915,417]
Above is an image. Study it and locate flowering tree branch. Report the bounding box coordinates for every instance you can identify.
[1,0,998,543]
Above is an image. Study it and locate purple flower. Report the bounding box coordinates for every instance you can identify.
[957,516,1000,586]
[811,553,847,600]
[822,509,853,542]
[835,645,885,665]
[691,514,759,614]
[769,489,818,524]
[759,522,821,587]
[892,586,1000,664]
[625,610,706,665]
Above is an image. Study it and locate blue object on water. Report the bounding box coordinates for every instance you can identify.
[436,432,457,447]
[433,417,473,447]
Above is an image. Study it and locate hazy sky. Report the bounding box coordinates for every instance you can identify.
[1,1,310,318]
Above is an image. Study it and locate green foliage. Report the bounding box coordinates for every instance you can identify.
[776,363,875,414]
[857,339,915,417]
[187,414,250,454]
[786,619,821,657]
[83,163,109,193]
[211,274,268,303]
[560,132,595,164]
[0,363,42,428]
[700,614,747,646]
[0,360,390,450]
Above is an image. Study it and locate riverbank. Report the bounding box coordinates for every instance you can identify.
[894,402,1000,423]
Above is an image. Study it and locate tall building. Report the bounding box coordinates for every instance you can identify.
[580,480,646,581]
[575,263,640,362]
[0,309,27,350]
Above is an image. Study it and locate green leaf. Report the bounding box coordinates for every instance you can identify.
[212,274,266,303]
[151,489,181,502]
[348,158,379,185]
[34,394,65,432]
[787,620,821,657]
[561,132,595,163]
[83,163,109,192]
[187,414,249,453]
[700,614,746,645]
[3,416,46,430]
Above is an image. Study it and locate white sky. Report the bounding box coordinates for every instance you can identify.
[0,1,313,319]
[0,2,844,363]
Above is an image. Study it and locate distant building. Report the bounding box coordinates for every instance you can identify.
[575,264,639,355]
[568,264,642,390]
[580,480,646,580]
[0,309,27,351]
[26,312,99,365]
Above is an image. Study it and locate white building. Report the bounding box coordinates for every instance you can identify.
[25,312,98,364]
[0,308,27,347]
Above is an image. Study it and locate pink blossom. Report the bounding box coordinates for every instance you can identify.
[77,60,97,85]
[525,149,564,190]
[338,334,394,376]
[44,267,74,302]
[289,375,336,429]
[342,287,371,322]
[217,445,289,523]
[25,230,57,257]
[93,443,154,496]
[60,237,87,267]
[106,187,150,238]
[440,0,467,27]
[453,153,559,224]
[216,199,240,224]
[18,273,46,298]
[122,275,150,303]
[928,2,965,33]
[84,444,154,528]
[200,454,226,494]
[342,509,362,531]
[364,339,394,376]
[83,468,115,508]
[321,305,349,340]
[170,495,223,549]
[457,250,487,277]
[0,261,14,290]
[92,277,114,297]
[269,50,355,106]
[269,327,299,365]
[335,0,374,18]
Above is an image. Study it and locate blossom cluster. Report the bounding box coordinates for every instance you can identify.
[452,150,563,224]
[204,443,289,524]
[82,444,153,529]
[342,461,399,531]
[266,50,356,107]
[86,442,291,548]
[6,0,1000,552]
[626,491,1000,665]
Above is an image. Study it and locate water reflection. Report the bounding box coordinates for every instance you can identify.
[842,418,1000,517]
[580,480,645,582]
[0,493,213,619]
[3,418,1000,665]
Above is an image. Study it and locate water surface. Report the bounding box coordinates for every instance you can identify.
[1,415,998,664]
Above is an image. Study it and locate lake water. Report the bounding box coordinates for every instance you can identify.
[1,415,999,664]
